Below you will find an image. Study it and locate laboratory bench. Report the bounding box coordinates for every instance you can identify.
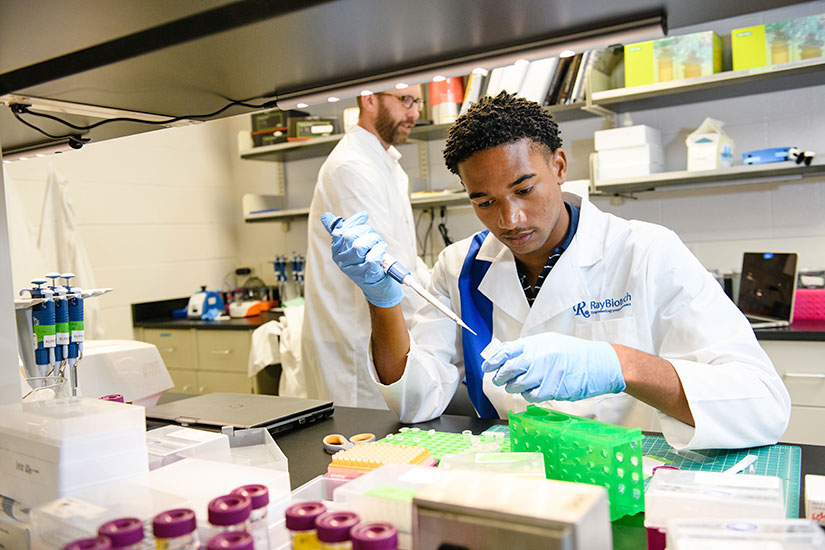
[260,406,825,549]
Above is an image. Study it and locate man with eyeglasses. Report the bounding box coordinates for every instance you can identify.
[301,85,431,409]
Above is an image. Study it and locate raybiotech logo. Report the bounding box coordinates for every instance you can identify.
[573,292,632,318]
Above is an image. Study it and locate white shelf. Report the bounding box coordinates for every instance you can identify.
[244,191,468,223]
[594,160,825,195]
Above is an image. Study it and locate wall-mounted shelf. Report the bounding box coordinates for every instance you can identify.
[590,57,825,112]
[244,190,469,223]
[593,160,825,195]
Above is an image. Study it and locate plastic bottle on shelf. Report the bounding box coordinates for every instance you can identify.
[153,508,200,549]
[97,517,144,550]
[315,511,360,550]
[62,536,112,550]
[350,522,398,550]
[285,501,327,550]
[205,531,254,550]
[231,484,270,550]
[208,494,252,538]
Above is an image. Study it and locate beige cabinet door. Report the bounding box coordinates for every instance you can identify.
[196,331,251,373]
[167,368,198,395]
[142,328,197,370]
[196,370,254,394]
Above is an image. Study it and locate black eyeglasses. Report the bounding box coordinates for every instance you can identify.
[374,92,424,110]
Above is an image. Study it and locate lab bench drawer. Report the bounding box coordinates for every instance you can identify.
[760,340,825,407]
[196,371,254,394]
[196,331,251,372]
[782,405,825,445]
[167,368,198,395]
[141,328,197,370]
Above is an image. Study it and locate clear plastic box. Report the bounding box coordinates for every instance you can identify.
[334,463,450,548]
[222,426,289,472]
[146,425,232,470]
[646,469,785,550]
[666,518,825,549]
[438,452,545,478]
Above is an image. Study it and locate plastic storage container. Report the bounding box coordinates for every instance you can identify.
[153,508,199,549]
[97,517,143,550]
[334,463,446,548]
[222,426,289,472]
[438,451,545,478]
[666,518,825,549]
[146,425,232,470]
[645,469,785,550]
[509,405,644,520]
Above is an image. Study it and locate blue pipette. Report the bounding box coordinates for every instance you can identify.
[327,216,476,335]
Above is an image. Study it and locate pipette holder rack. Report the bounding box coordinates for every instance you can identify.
[509,405,644,520]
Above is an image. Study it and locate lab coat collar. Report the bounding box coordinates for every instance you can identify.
[351,124,402,165]
[474,193,605,327]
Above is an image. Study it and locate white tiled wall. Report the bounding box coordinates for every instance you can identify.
[5,2,825,340]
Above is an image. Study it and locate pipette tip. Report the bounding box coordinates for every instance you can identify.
[460,321,477,336]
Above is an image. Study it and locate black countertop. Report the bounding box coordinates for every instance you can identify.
[132,297,284,331]
[755,319,825,341]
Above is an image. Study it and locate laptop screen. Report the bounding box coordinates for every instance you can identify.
[737,252,798,321]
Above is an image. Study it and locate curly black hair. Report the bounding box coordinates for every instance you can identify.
[443,91,562,174]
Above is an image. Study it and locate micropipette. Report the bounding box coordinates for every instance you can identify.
[328,216,477,335]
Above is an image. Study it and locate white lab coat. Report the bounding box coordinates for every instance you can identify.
[302,125,429,408]
[372,195,791,450]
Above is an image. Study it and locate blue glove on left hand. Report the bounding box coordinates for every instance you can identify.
[320,211,404,308]
[481,332,626,402]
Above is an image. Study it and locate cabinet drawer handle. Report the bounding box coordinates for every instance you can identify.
[160,347,176,353]
[783,372,825,379]
[208,349,232,355]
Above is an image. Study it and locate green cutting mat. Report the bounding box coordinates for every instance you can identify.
[641,435,801,518]
[481,426,802,518]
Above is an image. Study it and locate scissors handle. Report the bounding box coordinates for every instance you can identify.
[322,433,376,454]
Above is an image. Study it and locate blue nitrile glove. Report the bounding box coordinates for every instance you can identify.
[481,332,626,402]
[320,211,404,308]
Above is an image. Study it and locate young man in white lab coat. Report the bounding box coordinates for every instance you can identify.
[322,92,790,450]
[302,86,430,408]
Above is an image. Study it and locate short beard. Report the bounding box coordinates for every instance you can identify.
[375,101,408,146]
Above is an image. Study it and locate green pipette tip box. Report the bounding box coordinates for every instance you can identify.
[378,428,511,460]
[509,405,644,521]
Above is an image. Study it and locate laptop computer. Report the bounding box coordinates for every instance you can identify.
[146,393,334,436]
[737,252,798,329]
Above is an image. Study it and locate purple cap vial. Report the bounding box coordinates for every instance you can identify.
[208,494,251,527]
[97,517,143,548]
[351,522,398,550]
[285,501,327,531]
[99,394,125,403]
[231,484,269,510]
[62,536,112,550]
[153,508,197,539]
[315,511,360,543]
[206,531,254,550]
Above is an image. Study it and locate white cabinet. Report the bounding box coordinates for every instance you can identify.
[760,339,825,445]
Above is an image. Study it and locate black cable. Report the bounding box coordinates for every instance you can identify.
[437,206,452,246]
[423,208,435,260]
[10,97,279,133]
[10,105,90,143]
[415,208,431,257]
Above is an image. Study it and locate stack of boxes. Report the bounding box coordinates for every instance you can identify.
[250,109,340,147]
[594,124,663,181]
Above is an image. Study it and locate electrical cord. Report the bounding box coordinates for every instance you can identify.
[8,96,279,144]
[437,206,452,246]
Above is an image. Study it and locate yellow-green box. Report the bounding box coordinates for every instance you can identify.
[624,31,723,87]
[733,14,825,71]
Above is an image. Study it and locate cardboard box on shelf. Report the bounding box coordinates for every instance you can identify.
[594,125,662,151]
[686,117,735,171]
[287,116,338,141]
[597,144,664,180]
[733,14,825,70]
[624,31,723,87]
